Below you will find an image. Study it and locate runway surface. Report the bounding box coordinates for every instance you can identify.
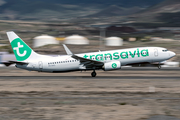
[0,76,179,80]
[0,96,180,100]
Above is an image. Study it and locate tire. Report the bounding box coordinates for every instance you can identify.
[91,72,96,77]
[158,65,161,69]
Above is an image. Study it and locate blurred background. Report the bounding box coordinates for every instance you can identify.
[0,0,179,67]
[0,1,180,120]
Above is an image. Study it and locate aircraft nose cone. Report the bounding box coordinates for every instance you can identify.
[172,52,176,57]
[170,51,176,57]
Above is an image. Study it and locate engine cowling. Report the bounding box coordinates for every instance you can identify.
[103,61,121,71]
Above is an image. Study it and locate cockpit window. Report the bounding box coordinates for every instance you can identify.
[162,49,168,52]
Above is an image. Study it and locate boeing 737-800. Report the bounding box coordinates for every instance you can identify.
[4,31,176,77]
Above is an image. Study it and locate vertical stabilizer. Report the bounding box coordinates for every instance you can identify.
[7,31,39,61]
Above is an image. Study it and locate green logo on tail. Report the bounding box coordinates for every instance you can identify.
[112,63,117,68]
[11,38,32,61]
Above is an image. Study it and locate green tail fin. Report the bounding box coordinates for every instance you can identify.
[7,31,38,61]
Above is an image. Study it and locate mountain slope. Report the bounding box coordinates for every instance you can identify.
[0,0,164,14]
[87,5,125,17]
[0,0,164,20]
[141,0,180,14]
[87,5,143,17]
[129,0,180,26]
[0,0,63,14]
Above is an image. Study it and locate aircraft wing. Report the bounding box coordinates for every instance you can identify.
[72,54,104,67]
[62,44,104,68]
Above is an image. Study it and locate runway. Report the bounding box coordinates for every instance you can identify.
[1,66,180,70]
[0,76,179,80]
[0,96,180,100]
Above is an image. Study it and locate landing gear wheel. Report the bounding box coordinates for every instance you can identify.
[91,72,96,77]
[158,65,161,69]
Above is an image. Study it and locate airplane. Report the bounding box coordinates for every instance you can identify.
[3,31,176,77]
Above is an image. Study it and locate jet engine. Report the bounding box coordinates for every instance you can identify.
[103,61,121,71]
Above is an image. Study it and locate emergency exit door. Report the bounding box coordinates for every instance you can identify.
[38,61,43,69]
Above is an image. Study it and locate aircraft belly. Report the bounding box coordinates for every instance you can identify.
[16,62,80,73]
[16,64,39,71]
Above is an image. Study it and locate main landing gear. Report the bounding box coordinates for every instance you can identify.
[158,65,161,69]
[91,70,97,77]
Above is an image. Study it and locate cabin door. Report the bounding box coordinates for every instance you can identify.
[154,49,158,57]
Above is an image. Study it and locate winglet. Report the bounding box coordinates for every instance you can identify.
[62,44,73,55]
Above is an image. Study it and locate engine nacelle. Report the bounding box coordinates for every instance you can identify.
[103,61,121,71]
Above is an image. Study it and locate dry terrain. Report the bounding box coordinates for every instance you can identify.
[0,67,180,120]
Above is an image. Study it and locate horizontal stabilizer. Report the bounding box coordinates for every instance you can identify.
[9,60,28,65]
[0,61,12,67]
[1,61,28,67]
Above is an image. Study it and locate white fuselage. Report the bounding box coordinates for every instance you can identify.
[16,47,176,72]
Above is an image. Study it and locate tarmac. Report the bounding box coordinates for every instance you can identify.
[0,75,180,80]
